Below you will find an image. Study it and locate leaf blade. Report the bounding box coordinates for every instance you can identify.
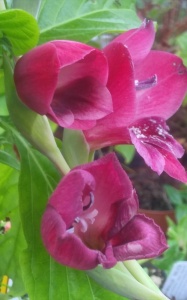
[0,9,39,55]
[38,0,140,43]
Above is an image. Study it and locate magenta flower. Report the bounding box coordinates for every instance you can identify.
[84,20,187,182]
[41,153,167,270]
[14,41,113,129]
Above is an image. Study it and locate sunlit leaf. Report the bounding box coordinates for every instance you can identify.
[0,150,20,170]
[38,0,140,44]
[0,9,39,55]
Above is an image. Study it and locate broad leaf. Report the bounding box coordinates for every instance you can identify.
[38,0,140,44]
[0,163,26,296]
[0,150,20,170]
[0,9,39,55]
[12,0,42,18]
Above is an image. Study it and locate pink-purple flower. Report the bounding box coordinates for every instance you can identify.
[14,41,113,129]
[84,20,187,182]
[41,153,167,270]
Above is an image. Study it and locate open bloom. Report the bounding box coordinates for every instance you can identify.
[14,41,113,129]
[41,153,167,270]
[84,20,187,182]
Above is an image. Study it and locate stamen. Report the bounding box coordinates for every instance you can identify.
[135,74,157,90]
[74,217,80,223]
[66,227,74,233]
[83,192,94,211]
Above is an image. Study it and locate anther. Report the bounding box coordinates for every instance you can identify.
[135,74,157,90]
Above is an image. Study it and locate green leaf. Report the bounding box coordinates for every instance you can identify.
[0,150,20,170]
[38,0,140,44]
[164,184,183,206]
[12,0,42,18]
[0,9,39,55]
[7,125,124,300]
[115,145,135,164]
[62,129,90,168]
[0,163,26,296]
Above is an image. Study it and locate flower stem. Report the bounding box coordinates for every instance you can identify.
[123,260,161,293]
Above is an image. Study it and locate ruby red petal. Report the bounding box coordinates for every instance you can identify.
[159,150,187,183]
[49,76,113,129]
[103,43,136,122]
[109,19,155,64]
[135,51,187,119]
[49,170,95,228]
[41,205,99,270]
[112,214,168,260]
[14,43,59,114]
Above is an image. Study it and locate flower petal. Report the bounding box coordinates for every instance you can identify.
[41,205,99,270]
[103,43,136,122]
[112,214,167,260]
[159,150,187,183]
[110,19,155,64]
[14,43,60,114]
[98,243,117,269]
[129,117,184,158]
[135,51,187,119]
[55,45,109,87]
[49,76,113,129]
[130,130,166,175]
[84,123,130,150]
[108,190,139,239]
[76,153,134,241]
[129,117,186,181]
[49,170,95,228]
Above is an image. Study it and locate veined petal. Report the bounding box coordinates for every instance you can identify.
[49,170,95,228]
[84,125,130,150]
[109,19,155,64]
[129,117,184,158]
[159,149,187,183]
[84,43,136,148]
[14,41,111,130]
[135,51,187,119]
[103,43,136,120]
[129,117,186,181]
[76,153,134,241]
[14,43,60,114]
[130,131,166,175]
[41,205,99,270]
[56,46,109,87]
[41,153,168,270]
[112,215,168,261]
[49,76,113,129]
[108,190,139,239]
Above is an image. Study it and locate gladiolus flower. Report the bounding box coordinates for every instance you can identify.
[41,153,167,270]
[14,41,113,129]
[84,20,187,182]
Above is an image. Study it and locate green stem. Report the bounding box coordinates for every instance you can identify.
[88,150,95,162]
[87,264,170,300]
[123,260,161,293]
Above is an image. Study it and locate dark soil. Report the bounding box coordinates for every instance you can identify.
[127,154,178,210]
